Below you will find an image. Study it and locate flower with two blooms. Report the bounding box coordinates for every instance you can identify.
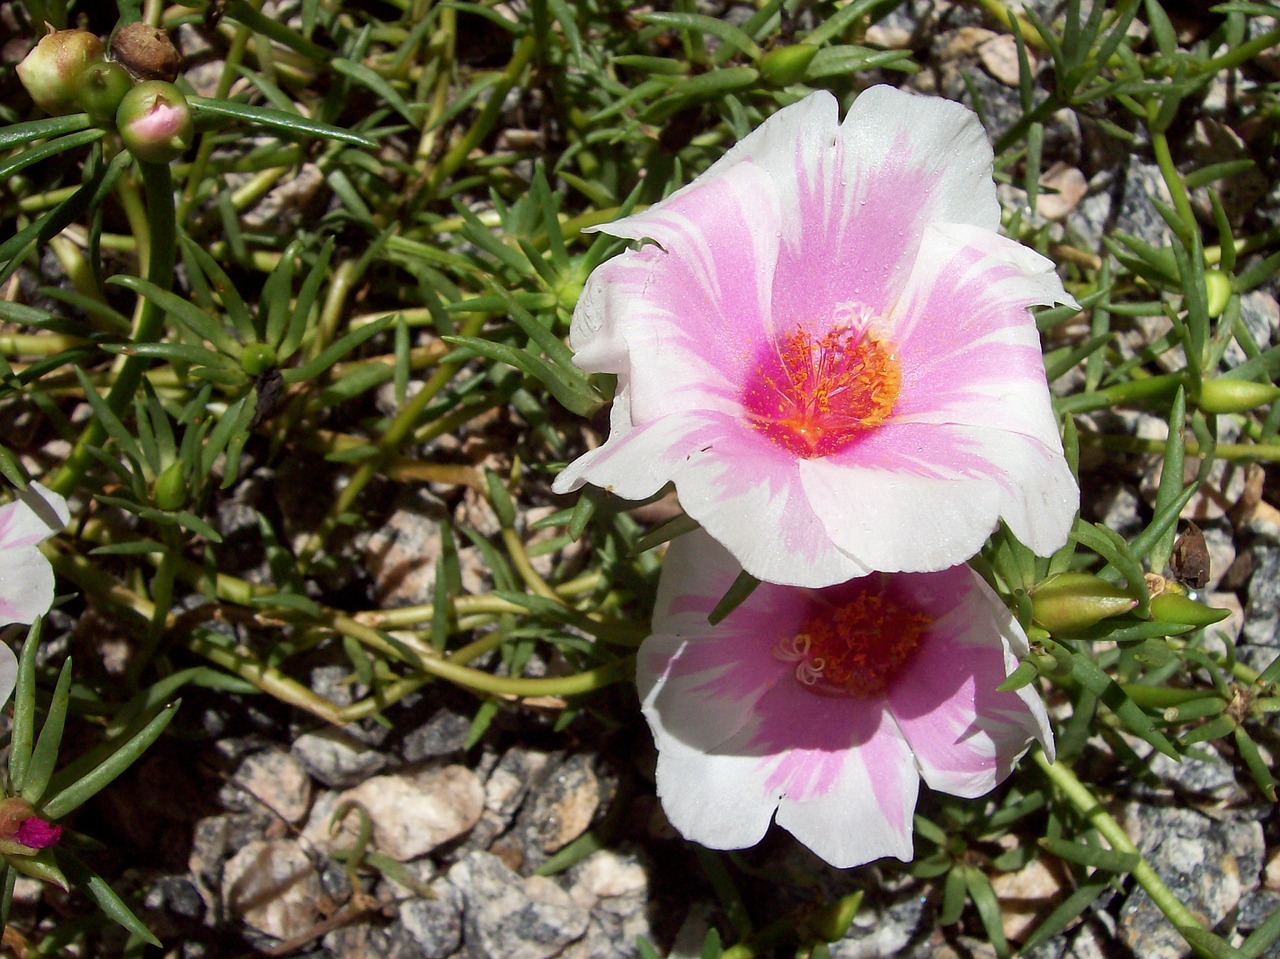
[0,482,71,853]
[556,86,1078,867]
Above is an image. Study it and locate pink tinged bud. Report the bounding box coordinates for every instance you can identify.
[13,817,61,850]
[116,80,194,163]
[16,28,105,115]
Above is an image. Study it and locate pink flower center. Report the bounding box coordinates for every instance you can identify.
[742,318,901,458]
[774,586,932,696]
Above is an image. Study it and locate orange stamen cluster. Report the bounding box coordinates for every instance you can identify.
[774,588,933,697]
[743,322,901,458]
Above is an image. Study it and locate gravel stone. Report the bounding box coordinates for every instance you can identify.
[222,838,323,940]
[292,728,389,788]
[831,889,930,959]
[220,747,313,823]
[485,747,553,825]
[399,882,465,958]
[333,765,485,861]
[1114,158,1174,248]
[402,706,473,762]
[449,850,590,959]
[1118,805,1265,958]
[565,850,651,959]
[1241,541,1280,673]
[519,753,601,855]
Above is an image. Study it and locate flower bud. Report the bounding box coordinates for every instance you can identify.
[77,61,133,127]
[151,460,189,511]
[116,81,194,163]
[1204,270,1232,319]
[110,22,180,83]
[1030,572,1137,634]
[1148,591,1230,627]
[12,817,62,850]
[758,43,819,87]
[1197,378,1280,415]
[0,797,61,852]
[239,343,278,377]
[16,28,105,115]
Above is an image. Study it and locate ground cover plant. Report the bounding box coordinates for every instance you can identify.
[1,0,1279,955]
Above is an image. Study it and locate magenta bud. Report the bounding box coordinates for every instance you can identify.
[116,80,194,163]
[13,817,61,850]
[16,28,105,115]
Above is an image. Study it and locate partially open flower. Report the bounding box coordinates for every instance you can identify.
[16,28,104,115]
[639,531,1053,868]
[0,482,70,628]
[116,80,193,163]
[554,86,1078,588]
[0,797,61,852]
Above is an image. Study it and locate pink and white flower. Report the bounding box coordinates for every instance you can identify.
[639,531,1053,869]
[554,86,1078,588]
[0,482,70,628]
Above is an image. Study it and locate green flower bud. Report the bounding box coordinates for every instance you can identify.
[1148,591,1230,627]
[239,343,278,377]
[1030,572,1137,634]
[16,28,105,115]
[151,460,189,511]
[77,61,133,127]
[1197,378,1280,415]
[1203,270,1232,320]
[116,81,193,163]
[758,43,819,87]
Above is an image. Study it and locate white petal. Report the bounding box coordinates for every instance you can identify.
[0,483,70,550]
[0,547,57,627]
[0,642,16,710]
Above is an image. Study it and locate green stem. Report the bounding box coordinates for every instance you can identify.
[1033,749,1234,958]
[1079,432,1280,463]
[49,161,177,498]
[1150,125,1197,243]
[1199,24,1280,76]
[296,310,486,566]
[426,33,537,195]
[178,7,258,221]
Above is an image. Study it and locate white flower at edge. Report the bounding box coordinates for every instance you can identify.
[0,481,70,705]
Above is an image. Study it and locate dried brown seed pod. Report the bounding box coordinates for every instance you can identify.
[110,22,179,83]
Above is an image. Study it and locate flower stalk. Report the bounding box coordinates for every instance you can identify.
[1033,749,1232,958]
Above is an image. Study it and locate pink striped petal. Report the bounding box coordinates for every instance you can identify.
[772,706,917,867]
[637,533,1052,866]
[576,160,782,422]
[558,86,1079,587]
[888,568,1054,797]
[767,87,1002,329]
[797,423,1077,576]
[889,223,1076,444]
